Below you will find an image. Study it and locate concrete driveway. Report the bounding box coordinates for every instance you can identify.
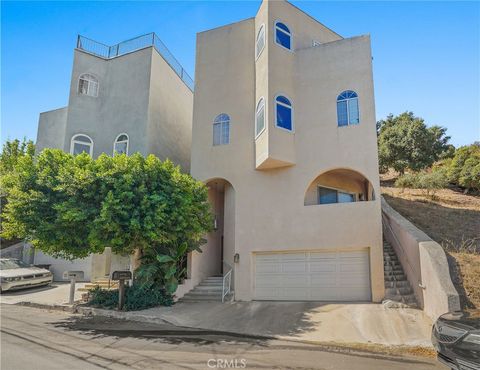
[2,304,442,370]
[0,282,86,306]
[90,301,434,347]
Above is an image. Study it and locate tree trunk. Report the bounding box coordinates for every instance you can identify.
[131,248,143,274]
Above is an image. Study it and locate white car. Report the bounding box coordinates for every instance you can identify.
[0,258,53,292]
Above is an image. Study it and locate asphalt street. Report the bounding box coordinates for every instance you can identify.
[1,304,443,370]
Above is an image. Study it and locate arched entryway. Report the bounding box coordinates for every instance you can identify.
[204,178,235,277]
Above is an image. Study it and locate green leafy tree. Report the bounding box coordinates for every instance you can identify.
[2,149,213,294]
[0,138,35,248]
[447,144,480,192]
[377,112,452,174]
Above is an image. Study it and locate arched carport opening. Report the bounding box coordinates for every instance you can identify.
[304,168,375,206]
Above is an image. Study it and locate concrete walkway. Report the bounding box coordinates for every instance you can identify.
[82,301,434,347]
[0,282,86,306]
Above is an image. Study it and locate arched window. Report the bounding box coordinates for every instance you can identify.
[275,21,291,50]
[113,133,129,155]
[275,95,293,131]
[256,25,265,59]
[337,90,359,126]
[70,134,93,156]
[255,98,265,137]
[78,73,99,97]
[213,114,230,146]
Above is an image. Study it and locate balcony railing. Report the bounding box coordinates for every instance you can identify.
[76,33,194,91]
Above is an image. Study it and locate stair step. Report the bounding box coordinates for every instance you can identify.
[385,280,410,288]
[181,295,221,302]
[385,286,413,296]
[384,274,406,281]
[193,287,223,293]
[185,291,222,297]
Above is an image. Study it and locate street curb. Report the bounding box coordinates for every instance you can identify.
[15,301,77,313]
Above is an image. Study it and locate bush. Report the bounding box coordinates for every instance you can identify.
[394,172,419,189]
[395,170,448,198]
[88,284,174,311]
[447,144,480,192]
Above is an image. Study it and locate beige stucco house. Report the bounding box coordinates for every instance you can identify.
[34,33,194,282]
[184,0,383,302]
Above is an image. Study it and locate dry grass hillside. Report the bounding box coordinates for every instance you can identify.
[381,173,480,309]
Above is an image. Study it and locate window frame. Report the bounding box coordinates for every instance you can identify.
[255,97,266,139]
[78,73,99,97]
[213,113,230,146]
[317,185,357,205]
[113,133,129,155]
[255,24,266,60]
[336,90,359,127]
[274,94,294,133]
[274,20,292,51]
[70,134,94,157]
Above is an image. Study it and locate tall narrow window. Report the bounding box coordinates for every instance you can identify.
[337,90,359,126]
[113,133,129,155]
[78,74,99,97]
[275,95,293,131]
[275,21,291,50]
[70,134,93,156]
[213,114,230,146]
[255,98,265,137]
[256,25,265,59]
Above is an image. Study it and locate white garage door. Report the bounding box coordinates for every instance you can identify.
[254,250,371,301]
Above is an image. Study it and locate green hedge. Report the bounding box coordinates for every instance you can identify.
[87,284,173,311]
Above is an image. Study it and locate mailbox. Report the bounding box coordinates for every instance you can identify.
[111,270,132,281]
[63,271,84,280]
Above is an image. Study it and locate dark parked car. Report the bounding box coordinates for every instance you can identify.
[432,310,480,370]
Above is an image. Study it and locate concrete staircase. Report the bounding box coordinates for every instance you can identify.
[180,276,231,302]
[383,241,417,307]
[77,279,119,292]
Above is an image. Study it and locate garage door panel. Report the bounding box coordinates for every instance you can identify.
[281,253,308,261]
[254,250,371,301]
[282,262,307,273]
[281,275,309,286]
[310,274,336,286]
[309,262,336,273]
[256,263,281,274]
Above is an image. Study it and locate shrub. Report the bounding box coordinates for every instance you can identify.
[447,144,480,191]
[88,284,174,311]
[394,173,419,189]
[395,170,448,198]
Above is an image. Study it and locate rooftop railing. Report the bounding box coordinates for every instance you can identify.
[76,33,194,91]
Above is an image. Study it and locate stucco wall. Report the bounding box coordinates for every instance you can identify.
[33,250,92,282]
[191,0,383,302]
[36,107,68,153]
[63,48,152,157]
[147,50,193,172]
[381,197,460,320]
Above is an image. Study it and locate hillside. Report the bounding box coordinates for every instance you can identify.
[381,174,480,309]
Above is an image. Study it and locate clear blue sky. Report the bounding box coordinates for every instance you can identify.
[2,1,479,147]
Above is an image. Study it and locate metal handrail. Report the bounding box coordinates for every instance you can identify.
[222,260,233,303]
[76,33,194,91]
